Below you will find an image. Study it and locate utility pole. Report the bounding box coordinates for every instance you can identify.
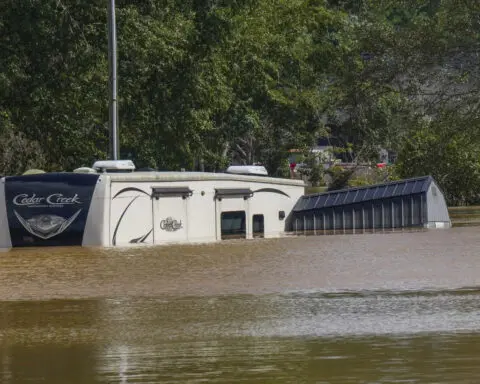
[107,0,119,160]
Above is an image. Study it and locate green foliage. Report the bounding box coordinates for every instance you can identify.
[348,165,401,188]
[0,0,351,173]
[277,158,292,179]
[395,112,480,206]
[0,112,47,175]
[326,165,354,191]
[295,149,326,186]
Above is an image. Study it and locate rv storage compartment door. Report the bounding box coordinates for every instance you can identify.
[215,188,252,240]
[152,186,192,244]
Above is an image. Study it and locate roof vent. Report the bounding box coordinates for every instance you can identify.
[226,165,268,176]
[74,167,97,174]
[22,169,46,175]
[92,160,135,173]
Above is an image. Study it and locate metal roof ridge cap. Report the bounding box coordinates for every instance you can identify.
[332,191,342,206]
[323,194,331,207]
[352,189,360,203]
[411,180,417,193]
[343,190,350,205]
[381,184,389,197]
[391,183,399,196]
[300,196,310,210]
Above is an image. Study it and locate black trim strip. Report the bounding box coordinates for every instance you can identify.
[130,229,153,244]
[253,188,290,198]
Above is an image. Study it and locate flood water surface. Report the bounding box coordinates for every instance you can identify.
[1,227,480,383]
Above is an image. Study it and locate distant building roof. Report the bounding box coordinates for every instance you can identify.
[293,176,434,212]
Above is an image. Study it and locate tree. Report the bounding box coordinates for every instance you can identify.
[0,111,47,175]
[395,111,480,206]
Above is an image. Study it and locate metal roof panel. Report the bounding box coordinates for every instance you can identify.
[294,176,433,212]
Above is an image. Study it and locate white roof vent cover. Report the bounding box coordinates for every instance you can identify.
[92,160,136,172]
[226,165,268,176]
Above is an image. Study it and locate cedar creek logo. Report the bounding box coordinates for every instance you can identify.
[160,217,183,232]
[12,193,82,239]
[13,193,81,207]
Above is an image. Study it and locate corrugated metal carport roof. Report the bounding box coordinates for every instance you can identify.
[293,175,433,212]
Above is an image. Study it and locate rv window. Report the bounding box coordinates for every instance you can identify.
[221,211,246,240]
[252,214,264,238]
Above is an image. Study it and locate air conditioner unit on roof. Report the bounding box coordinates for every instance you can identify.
[226,165,268,176]
[92,160,136,172]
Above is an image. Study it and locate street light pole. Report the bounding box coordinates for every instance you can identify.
[107,0,119,160]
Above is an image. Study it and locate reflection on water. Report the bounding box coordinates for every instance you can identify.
[0,227,480,382]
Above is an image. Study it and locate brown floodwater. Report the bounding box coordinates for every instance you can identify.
[1,225,480,383]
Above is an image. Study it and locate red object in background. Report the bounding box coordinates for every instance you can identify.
[376,163,387,168]
[289,162,296,170]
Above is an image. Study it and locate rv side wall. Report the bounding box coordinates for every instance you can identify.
[0,179,12,248]
[82,176,111,246]
[108,179,304,246]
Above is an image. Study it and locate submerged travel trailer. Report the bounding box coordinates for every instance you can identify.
[0,4,308,249]
[0,161,305,248]
[0,2,450,248]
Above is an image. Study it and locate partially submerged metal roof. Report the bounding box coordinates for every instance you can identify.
[293,176,433,212]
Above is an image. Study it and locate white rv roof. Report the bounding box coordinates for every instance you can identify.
[226,165,268,176]
[92,160,135,171]
[105,171,305,186]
